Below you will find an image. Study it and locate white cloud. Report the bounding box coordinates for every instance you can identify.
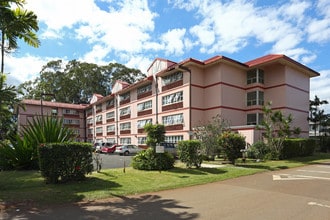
[161,28,187,56]
[310,69,330,112]
[4,55,56,85]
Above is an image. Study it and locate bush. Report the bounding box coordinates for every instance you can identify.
[38,142,93,183]
[219,131,246,164]
[280,138,316,159]
[132,148,175,170]
[247,141,270,160]
[177,140,203,168]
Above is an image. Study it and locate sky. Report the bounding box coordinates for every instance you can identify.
[4,0,330,112]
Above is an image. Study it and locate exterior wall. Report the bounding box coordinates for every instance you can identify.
[17,55,318,145]
[18,100,86,142]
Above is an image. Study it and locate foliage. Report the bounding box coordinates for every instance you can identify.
[247,141,270,160]
[193,114,230,160]
[0,153,329,204]
[258,102,299,160]
[18,60,147,104]
[219,131,246,164]
[144,123,165,149]
[0,0,40,72]
[280,138,316,159]
[0,116,75,170]
[132,148,175,171]
[0,73,22,140]
[177,140,203,168]
[38,142,93,183]
[308,95,329,137]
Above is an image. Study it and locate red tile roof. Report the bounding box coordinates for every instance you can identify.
[22,99,88,109]
[245,54,320,77]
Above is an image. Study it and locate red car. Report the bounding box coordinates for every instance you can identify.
[101,143,118,154]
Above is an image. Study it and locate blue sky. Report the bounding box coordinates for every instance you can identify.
[5,0,330,112]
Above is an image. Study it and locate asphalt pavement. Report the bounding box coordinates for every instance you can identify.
[2,161,330,220]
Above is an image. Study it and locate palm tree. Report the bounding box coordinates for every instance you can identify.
[0,0,40,73]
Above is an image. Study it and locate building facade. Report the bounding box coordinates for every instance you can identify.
[18,54,319,146]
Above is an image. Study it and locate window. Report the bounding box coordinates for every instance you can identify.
[162,113,184,126]
[119,92,130,102]
[137,84,152,94]
[96,127,103,134]
[120,138,131,144]
[247,68,264,84]
[96,104,102,111]
[87,118,93,124]
[95,115,102,122]
[63,109,78,115]
[86,108,92,115]
[162,71,183,86]
[107,125,115,132]
[106,111,115,119]
[247,91,264,106]
[51,108,58,116]
[106,138,116,143]
[138,137,147,144]
[137,100,152,112]
[137,119,152,129]
[87,128,93,135]
[247,113,264,125]
[63,119,80,125]
[106,99,114,107]
[162,91,183,105]
[120,107,130,116]
[165,135,183,143]
[120,122,131,131]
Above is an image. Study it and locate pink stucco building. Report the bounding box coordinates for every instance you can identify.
[18,54,319,145]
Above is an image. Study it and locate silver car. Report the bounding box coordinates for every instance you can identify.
[115,144,142,156]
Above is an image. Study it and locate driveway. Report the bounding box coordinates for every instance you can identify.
[2,162,330,220]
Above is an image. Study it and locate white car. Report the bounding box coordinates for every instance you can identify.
[115,144,142,156]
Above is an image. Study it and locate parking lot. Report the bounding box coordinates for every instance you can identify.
[93,153,134,169]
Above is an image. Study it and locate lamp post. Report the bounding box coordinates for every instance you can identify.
[40,93,55,118]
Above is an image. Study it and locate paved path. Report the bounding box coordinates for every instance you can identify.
[2,162,330,220]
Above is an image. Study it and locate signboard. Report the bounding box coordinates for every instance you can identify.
[156,145,164,153]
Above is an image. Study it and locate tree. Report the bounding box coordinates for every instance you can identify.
[259,102,298,159]
[308,95,329,137]
[0,73,22,140]
[0,0,40,72]
[218,131,246,164]
[19,60,147,103]
[193,114,230,160]
[144,123,165,149]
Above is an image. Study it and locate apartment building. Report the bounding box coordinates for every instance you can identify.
[18,100,87,142]
[18,54,319,145]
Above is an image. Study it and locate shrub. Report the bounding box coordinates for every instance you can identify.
[177,140,203,168]
[247,141,270,160]
[0,116,75,170]
[38,142,93,183]
[0,135,36,170]
[280,138,316,159]
[132,148,175,170]
[219,131,246,164]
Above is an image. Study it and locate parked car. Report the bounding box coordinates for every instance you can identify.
[115,144,143,156]
[160,142,177,157]
[94,143,101,153]
[101,143,118,154]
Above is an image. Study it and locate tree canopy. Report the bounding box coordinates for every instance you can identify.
[19,60,147,104]
[0,0,40,72]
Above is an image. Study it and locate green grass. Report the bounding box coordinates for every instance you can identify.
[0,153,329,205]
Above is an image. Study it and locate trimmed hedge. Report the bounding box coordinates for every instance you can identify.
[177,140,203,168]
[280,138,316,159]
[38,142,93,183]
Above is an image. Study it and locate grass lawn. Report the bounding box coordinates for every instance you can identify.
[0,153,329,205]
